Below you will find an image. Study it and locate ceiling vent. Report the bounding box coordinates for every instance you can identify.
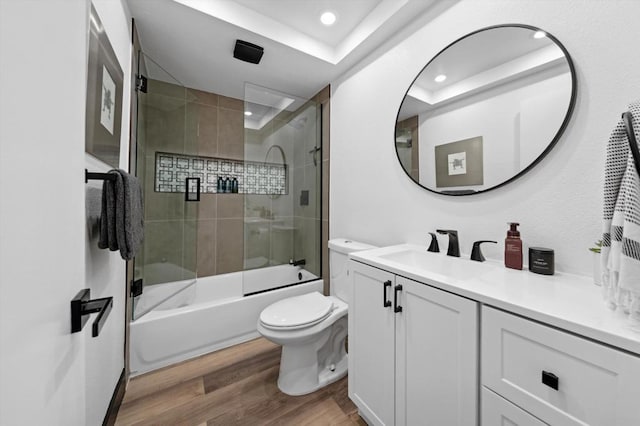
[233,40,264,64]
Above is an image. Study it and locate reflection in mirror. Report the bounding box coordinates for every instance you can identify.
[396,25,576,195]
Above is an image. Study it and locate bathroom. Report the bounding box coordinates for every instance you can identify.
[2,0,640,425]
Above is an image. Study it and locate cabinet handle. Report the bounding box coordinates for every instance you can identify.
[383,280,392,307]
[394,284,403,313]
[541,370,559,390]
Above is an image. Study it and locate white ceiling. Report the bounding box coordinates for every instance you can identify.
[232,0,384,48]
[126,0,445,102]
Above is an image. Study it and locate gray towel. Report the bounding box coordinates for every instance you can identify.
[86,186,102,220]
[98,169,144,260]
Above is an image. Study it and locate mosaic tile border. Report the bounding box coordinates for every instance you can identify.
[154,151,287,195]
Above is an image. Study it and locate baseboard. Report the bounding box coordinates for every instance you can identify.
[102,368,127,426]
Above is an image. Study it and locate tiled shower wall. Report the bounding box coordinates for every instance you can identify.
[143,79,246,279]
[143,79,330,283]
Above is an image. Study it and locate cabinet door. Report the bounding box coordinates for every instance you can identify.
[481,387,546,426]
[395,277,478,426]
[349,261,396,426]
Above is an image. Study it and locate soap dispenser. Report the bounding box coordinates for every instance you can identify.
[505,222,523,270]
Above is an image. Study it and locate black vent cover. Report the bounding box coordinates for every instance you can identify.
[233,40,264,64]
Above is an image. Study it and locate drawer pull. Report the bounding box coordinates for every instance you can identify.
[541,370,559,390]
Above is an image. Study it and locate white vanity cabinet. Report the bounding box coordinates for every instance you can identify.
[348,244,640,426]
[481,306,640,426]
[481,387,546,426]
[348,260,479,426]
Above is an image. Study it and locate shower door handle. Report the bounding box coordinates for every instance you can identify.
[383,280,392,307]
[185,177,201,202]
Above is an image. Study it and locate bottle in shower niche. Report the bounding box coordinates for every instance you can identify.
[216,176,223,193]
[505,222,523,270]
[224,177,231,193]
[231,177,239,193]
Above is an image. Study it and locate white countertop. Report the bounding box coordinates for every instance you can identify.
[350,244,640,355]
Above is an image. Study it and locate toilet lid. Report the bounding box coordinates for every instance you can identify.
[260,292,333,329]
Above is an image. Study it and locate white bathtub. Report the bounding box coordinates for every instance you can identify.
[130,265,323,375]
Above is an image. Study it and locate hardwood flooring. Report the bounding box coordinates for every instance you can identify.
[115,338,366,426]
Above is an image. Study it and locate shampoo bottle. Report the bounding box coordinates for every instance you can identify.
[505,222,523,270]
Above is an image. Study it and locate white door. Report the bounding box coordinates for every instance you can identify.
[395,277,479,426]
[349,261,396,426]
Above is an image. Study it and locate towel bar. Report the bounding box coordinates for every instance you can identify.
[70,288,113,337]
[85,169,117,183]
[622,112,640,177]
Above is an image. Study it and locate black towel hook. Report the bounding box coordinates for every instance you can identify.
[85,168,117,183]
[622,112,640,177]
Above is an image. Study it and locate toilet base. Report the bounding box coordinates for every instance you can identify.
[277,354,348,396]
[258,298,349,396]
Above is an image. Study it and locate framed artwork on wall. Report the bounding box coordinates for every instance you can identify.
[435,136,484,188]
[85,4,123,168]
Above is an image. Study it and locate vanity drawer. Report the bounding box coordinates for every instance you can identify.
[482,386,546,426]
[481,306,640,426]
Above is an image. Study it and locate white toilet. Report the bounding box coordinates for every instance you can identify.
[257,238,377,396]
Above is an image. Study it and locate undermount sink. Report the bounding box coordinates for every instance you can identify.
[376,247,492,281]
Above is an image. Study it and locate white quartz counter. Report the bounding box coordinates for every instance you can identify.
[350,243,640,355]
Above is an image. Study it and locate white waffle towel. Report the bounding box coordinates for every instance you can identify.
[601,101,640,325]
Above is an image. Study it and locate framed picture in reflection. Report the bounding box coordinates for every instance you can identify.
[85,4,123,168]
[435,136,484,188]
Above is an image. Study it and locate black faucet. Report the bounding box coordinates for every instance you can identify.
[289,258,306,267]
[427,232,440,253]
[436,230,460,257]
[470,240,497,262]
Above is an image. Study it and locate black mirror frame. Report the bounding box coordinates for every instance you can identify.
[394,23,577,196]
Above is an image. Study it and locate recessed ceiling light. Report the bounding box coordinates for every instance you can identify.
[434,74,447,83]
[244,111,253,116]
[320,11,336,26]
[533,31,547,39]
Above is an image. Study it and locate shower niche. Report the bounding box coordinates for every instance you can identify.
[153,151,287,195]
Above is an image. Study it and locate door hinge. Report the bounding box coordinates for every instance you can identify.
[130,278,143,298]
[136,74,147,93]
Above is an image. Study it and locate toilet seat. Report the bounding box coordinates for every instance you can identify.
[260,292,334,330]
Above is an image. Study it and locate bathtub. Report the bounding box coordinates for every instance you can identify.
[130,264,323,375]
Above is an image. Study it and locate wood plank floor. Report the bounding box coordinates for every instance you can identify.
[115,338,366,426]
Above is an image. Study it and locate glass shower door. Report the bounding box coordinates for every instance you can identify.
[242,83,321,294]
[132,52,198,319]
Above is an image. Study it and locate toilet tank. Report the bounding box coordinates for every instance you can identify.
[329,238,377,303]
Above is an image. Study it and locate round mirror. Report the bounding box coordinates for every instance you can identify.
[395,24,576,195]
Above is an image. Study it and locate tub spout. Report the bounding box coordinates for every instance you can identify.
[289,258,306,267]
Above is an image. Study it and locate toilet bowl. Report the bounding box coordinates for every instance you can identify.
[257,238,377,396]
[257,292,348,395]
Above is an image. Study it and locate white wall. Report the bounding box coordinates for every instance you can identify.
[419,71,572,190]
[330,0,640,275]
[0,0,132,424]
[85,1,132,424]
